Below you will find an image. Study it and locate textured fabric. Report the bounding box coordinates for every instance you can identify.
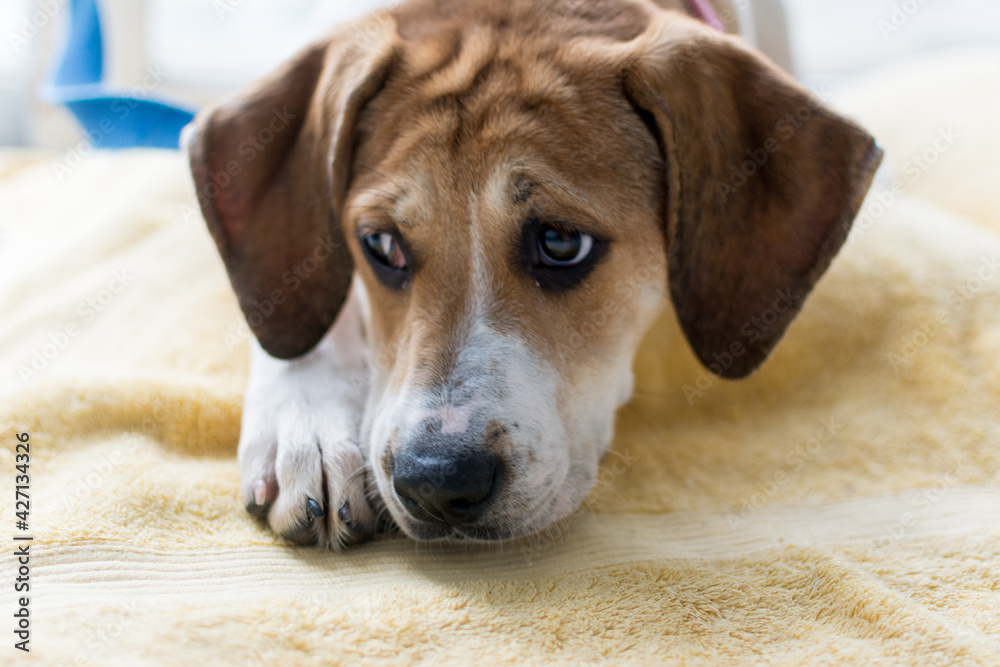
[1,49,999,665]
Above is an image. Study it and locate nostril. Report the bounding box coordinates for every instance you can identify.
[401,495,421,512]
[448,498,475,514]
[447,466,497,515]
[392,452,500,526]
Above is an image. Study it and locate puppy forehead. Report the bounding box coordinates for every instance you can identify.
[349,19,662,212]
[349,158,524,220]
[350,92,658,232]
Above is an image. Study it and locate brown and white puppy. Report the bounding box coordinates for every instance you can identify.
[187,0,881,547]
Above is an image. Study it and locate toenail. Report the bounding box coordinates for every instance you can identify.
[306,498,326,520]
[338,502,352,525]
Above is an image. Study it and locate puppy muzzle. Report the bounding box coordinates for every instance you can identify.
[392,444,504,527]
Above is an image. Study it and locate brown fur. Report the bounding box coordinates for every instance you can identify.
[188,0,879,384]
[186,0,882,545]
[346,7,671,398]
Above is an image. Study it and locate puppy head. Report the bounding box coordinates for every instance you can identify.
[188,1,881,542]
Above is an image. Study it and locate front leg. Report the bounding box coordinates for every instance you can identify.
[238,289,374,548]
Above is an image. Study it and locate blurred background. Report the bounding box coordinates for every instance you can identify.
[1,0,998,149]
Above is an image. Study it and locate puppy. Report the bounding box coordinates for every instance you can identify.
[187,0,881,547]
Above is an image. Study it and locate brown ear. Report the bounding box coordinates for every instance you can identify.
[187,16,398,359]
[624,14,882,378]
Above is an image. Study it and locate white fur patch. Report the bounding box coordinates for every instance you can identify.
[439,404,472,435]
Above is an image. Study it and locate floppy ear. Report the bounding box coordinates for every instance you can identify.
[624,14,882,378]
[187,17,398,359]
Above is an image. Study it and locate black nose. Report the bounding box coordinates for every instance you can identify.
[392,449,500,526]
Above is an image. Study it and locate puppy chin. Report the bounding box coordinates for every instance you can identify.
[389,511,513,543]
[396,519,532,544]
[395,518,453,541]
[390,500,579,544]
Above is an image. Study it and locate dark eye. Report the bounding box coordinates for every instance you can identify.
[538,227,594,267]
[360,231,411,290]
[523,222,606,292]
[363,232,408,269]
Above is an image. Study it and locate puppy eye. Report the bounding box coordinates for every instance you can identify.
[538,226,594,267]
[522,221,606,292]
[363,233,408,270]
[360,231,412,290]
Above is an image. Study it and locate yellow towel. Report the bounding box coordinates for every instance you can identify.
[1,49,999,665]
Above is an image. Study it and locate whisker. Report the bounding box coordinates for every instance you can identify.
[541,180,607,224]
[347,463,369,482]
[354,185,404,201]
[355,163,407,197]
[342,205,395,214]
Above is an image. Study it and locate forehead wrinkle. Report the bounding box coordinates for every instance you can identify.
[539,180,607,226]
[346,191,397,223]
[348,182,425,231]
[373,146,446,222]
[456,85,599,171]
[497,43,577,105]
[419,24,498,100]
[414,36,581,145]
[481,156,610,231]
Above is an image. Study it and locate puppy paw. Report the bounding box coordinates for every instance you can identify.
[238,404,377,549]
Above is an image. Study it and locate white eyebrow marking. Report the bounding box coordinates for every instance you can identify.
[469,164,526,322]
[468,191,490,316]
